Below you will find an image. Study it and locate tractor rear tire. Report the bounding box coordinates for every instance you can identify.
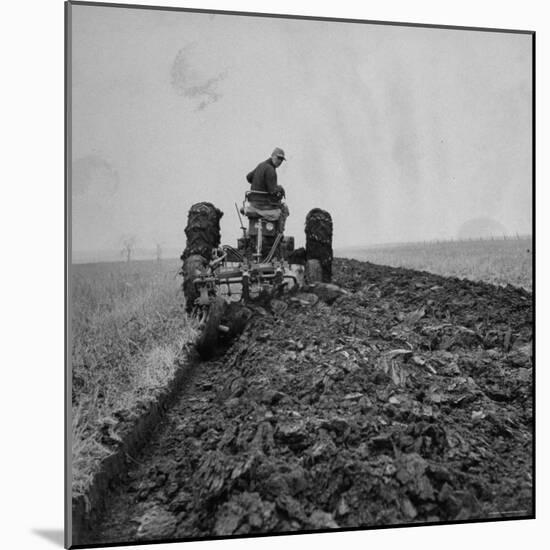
[305,208,333,283]
[181,202,223,312]
[182,202,223,261]
[196,296,227,359]
[306,259,323,284]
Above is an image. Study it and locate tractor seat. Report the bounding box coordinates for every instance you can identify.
[243,203,281,221]
[243,190,282,221]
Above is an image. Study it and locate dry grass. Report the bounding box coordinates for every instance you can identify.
[340,237,532,291]
[70,259,197,498]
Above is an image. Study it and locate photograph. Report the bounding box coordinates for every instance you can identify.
[66,1,534,547]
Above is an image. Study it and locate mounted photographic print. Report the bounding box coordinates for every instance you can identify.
[65,1,534,547]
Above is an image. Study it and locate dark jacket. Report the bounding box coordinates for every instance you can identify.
[246,158,278,194]
[246,159,285,207]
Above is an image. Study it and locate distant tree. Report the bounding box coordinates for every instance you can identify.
[121,235,137,263]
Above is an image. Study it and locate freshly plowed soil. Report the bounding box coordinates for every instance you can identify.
[91,258,533,545]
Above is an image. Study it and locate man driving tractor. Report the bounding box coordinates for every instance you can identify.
[180,146,333,357]
[245,147,289,232]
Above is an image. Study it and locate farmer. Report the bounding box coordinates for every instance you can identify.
[246,147,289,232]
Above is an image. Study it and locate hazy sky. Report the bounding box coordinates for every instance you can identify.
[70,4,532,254]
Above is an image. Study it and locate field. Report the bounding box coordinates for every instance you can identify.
[338,237,532,291]
[70,238,532,500]
[89,257,532,543]
[70,258,195,497]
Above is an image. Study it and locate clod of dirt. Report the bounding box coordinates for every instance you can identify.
[308,510,340,529]
[307,282,348,305]
[290,292,319,307]
[213,492,277,536]
[276,419,308,447]
[136,506,177,540]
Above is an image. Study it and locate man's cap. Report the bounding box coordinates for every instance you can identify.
[272,147,286,161]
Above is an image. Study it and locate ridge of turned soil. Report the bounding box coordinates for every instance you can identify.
[90,258,533,544]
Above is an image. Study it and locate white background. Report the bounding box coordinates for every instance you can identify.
[1,0,545,549]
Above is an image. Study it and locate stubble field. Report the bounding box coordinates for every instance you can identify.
[70,259,194,497]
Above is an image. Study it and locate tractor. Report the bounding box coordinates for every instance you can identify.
[181,191,333,358]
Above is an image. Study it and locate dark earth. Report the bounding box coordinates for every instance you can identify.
[90,257,533,545]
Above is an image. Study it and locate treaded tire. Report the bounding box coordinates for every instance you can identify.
[305,208,333,283]
[182,202,223,262]
[305,259,323,284]
[180,202,223,312]
[182,254,207,313]
[196,296,227,359]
